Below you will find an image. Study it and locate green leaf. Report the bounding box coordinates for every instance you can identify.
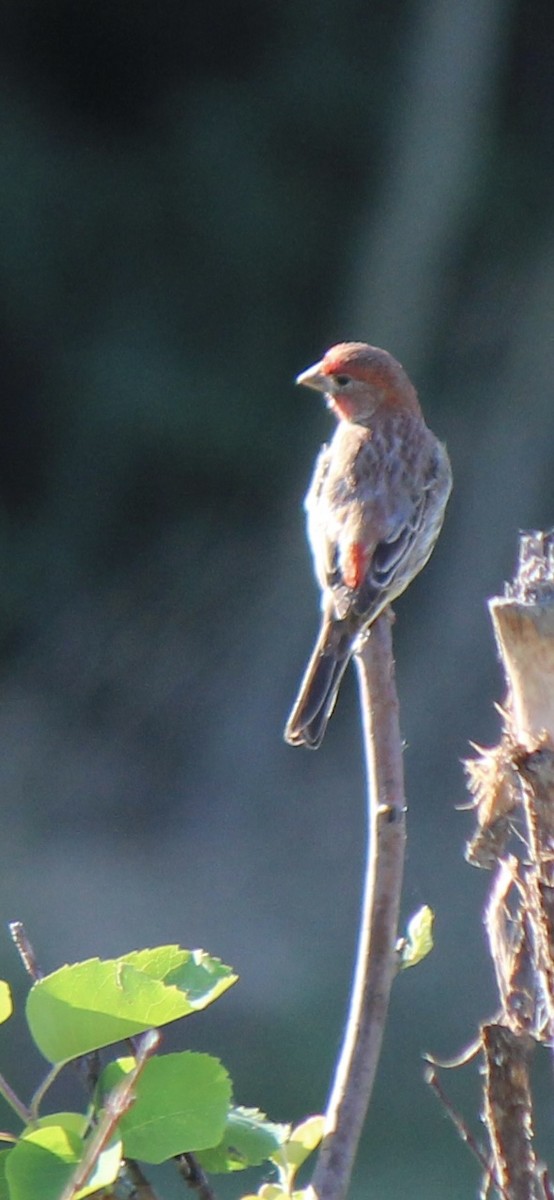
[99,1051,231,1164]
[0,1150,11,1200]
[197,1106,289,1173]
[26,946,237,1062]
[6,1129,78,1200]
[270,1114,324,1193]
[398,905,434,969]
[74,1137,122,1199]
[19,1122,82,1158]
[121,947,237,1008]
[276,1115,324,1171]
[31,1113,87,1137]
[0,983,12,1025]
[5,1121,122,1200]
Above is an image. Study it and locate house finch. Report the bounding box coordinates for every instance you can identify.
[285,342,452,749]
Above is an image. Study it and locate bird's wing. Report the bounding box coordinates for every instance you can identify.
[337,441,446,622]
[349,483,430,618]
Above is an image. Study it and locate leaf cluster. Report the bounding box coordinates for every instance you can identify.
[0,944,323,1200]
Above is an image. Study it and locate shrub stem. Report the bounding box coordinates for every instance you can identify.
[311,610,407,1200]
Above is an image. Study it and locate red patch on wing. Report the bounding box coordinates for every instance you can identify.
[343,542,368,590]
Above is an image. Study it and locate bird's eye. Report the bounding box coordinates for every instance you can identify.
[333,374,351,387]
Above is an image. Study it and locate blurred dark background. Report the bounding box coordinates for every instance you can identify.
[0,0,553,1195]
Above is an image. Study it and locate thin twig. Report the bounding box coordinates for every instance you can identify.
[116,1158,162,1199]
[9,921,42,980]
[12,922,103,1116]
[0,1072,31,1125]
[58,1029,160,1200]
[175,1152,218,1200]
[424,1065,503,1196]
[29,1062,66,1122]
[7,925,163,1199]
[311,611,407,1200]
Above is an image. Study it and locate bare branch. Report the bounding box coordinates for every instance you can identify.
[424,1062,502,1197]
[482,1024,543,1200]
[175,1152,218,1200]
[59,1029,160,1200]
[311,611,406,1200]
[461,530,554,1197]
[489,530,554,749]
[9,921,43,981]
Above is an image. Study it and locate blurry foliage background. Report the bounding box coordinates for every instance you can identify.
[0,0,553,1195]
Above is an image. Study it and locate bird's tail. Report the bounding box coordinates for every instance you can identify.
[284,614,353,749]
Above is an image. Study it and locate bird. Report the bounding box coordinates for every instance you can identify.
[284,341,452,749]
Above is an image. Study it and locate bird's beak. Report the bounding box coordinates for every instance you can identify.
[295,361,327,392]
